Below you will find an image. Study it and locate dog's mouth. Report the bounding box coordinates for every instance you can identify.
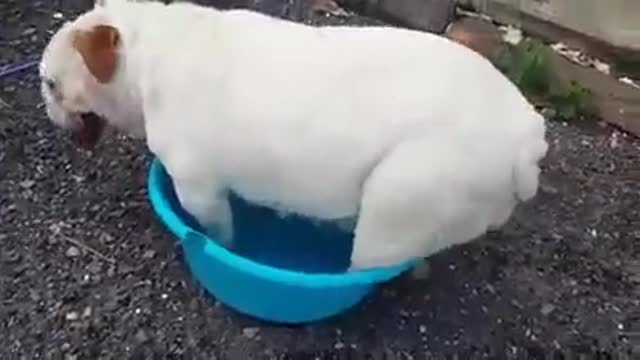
[73,112,106,149]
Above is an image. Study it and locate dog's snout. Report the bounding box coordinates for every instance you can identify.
[73,111,107,149]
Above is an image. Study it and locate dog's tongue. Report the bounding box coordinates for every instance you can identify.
[73,112,105,149]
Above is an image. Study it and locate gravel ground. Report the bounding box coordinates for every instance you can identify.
[1,1,639,359]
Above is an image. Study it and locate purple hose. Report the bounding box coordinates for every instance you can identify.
[0,60,39,79]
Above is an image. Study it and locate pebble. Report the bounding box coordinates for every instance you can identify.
[65,311,79,321]
[82,306,92,318]
[29,290,41,302]
[19,179,35,189]
[541,303,556,316]
[242,327,260,339]
[135,329,149,343]
[65,246,80,257]
[334,342,345,350]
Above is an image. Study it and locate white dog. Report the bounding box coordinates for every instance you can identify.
[40,0,548,270]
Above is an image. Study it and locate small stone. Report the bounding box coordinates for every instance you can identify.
[419,325,427,334]
[22,28,36,36]
[242,327,260,339]
[19,180,35,189]
[65,246,80,257]
[541,303,556,316]
[135,329,149,343]
[446,17,504,60]
[511,300,523,309]
[53,12,64,19]
[71,175,85,183]
[82,306,92,318]
[29,290,41,302]
[65,312,79,321]
[334,342,345,350]
[142,249,156,259]
[99,232,114,243]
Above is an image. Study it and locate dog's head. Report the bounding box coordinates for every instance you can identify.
[40,4,143,149]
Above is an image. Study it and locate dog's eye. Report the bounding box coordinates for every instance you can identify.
[44,78,56,91]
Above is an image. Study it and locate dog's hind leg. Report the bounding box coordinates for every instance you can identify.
[349,136,492,271]
[348,139,439,270]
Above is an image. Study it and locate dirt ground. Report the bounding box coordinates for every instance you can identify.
[1,0,639,359]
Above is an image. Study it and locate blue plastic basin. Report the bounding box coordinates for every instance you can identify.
[147,158,413,324]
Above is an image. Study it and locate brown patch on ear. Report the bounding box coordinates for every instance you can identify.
[72,25,120,83]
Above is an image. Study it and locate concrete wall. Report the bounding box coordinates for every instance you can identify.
[457,0,640,51]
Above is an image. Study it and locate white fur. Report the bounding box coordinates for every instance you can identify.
[40,0,548,270]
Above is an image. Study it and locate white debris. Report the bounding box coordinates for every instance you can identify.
[19,179,35,189]
[65,311,79,321]
[53,12,64,19]
[82,306,92,318]
[71,175,85,183]
[550,42,612,75]
[242,327,260,339]
[551,42,591,67]
[65,246,80,257]
[500,25,523,45]
[619,77,640,89]
[610,132,620,148]
[593,59,611,75]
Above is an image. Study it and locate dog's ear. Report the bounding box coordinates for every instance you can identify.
[72,25,120,83]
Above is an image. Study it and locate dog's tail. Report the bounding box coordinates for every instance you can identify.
[513,111,548,201]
